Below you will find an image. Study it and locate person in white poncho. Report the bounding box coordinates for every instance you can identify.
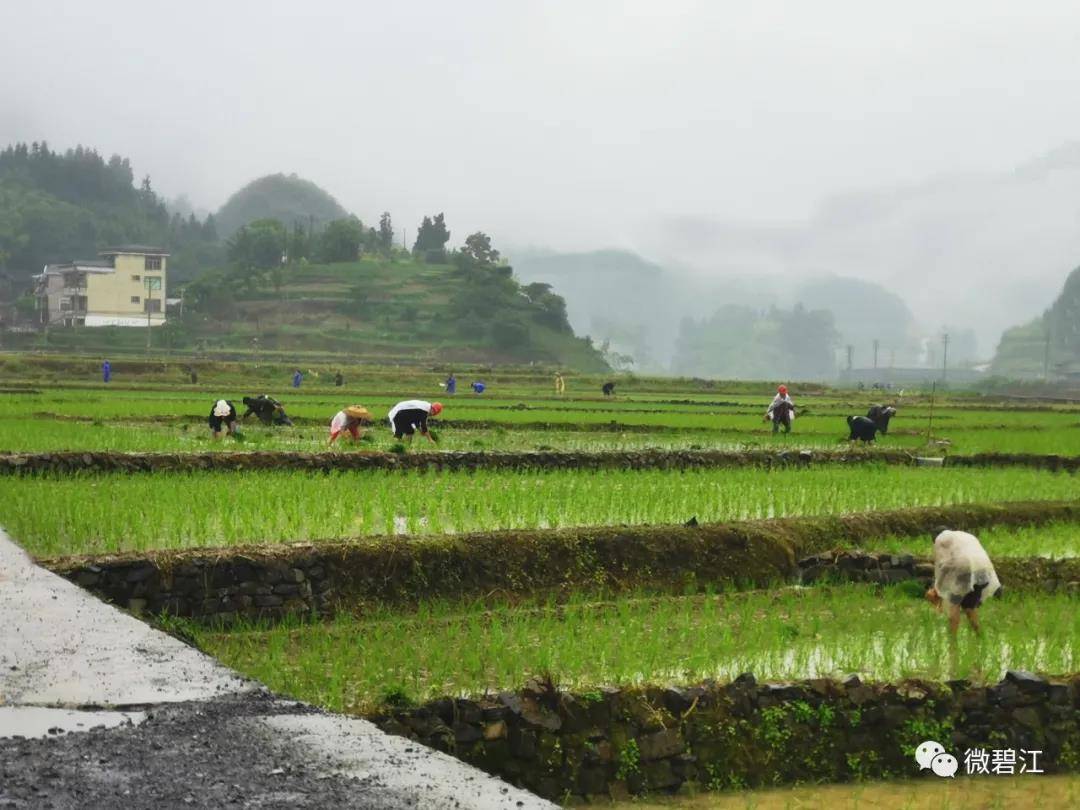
[925,528,1002,636]
[207,399,238,439]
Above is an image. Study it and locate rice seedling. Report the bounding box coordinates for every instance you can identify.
[3,464,1077,557]
[859,521,1080,559]
[190,586,1080,715]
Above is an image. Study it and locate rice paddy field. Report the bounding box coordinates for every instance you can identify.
[1,354,1079,804]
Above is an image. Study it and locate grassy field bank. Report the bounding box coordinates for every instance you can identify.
[190,586,1079,715]
[4,466,1079,555]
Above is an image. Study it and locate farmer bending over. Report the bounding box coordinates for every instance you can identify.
[208,399,238,439]
[242,394,292,426]
[925,528,1002,636]
[388,399,443,445]
[765,385,795,434]
[329,405,372,445]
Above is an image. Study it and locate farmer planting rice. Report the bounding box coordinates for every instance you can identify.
[925,528,1002,636]
[866,404,897,434]
[847,414,881,442]
[388,399,442,444]
[764,385,795,434]
[241,394,293,426]
[329,405,372,445]
[208,399,238,439]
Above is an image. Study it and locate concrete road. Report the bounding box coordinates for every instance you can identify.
[0,528,553,809]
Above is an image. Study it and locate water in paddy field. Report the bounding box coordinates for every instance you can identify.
[634,635,1073,686]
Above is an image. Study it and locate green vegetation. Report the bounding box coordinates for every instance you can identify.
[861,521,1080,559]
[190,586,1079,715]
[0,142,220,285]
[674,304,839,380]
[178,249,603,366]
[992,264,1080,378]
[5,465,1078,556]
[2,361,1080,800]
[615,774,1080,810]
[214,173,348,238]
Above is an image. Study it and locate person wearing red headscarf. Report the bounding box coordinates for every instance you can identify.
[764,385,795,434]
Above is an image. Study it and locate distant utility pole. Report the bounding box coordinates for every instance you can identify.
[941,332,950,381]
[873,339,880,370]
[846,344,854,371]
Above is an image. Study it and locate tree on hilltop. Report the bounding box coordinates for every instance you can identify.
[413,212,450,261]
[378,212,394,253]
[461,231,500,267]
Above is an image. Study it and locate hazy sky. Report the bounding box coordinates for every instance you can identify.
[6,1,1080,347]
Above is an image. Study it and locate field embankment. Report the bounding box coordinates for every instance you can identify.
[7,448,1080,477]
[363,671,1080,801]
[43,500,1080,622]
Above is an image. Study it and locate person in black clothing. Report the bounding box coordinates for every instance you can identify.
[208,400,238,439]
[866,404,897,434]
[241,395,293,426]
[601,381,616,396]
[334,372,344,387]
[387,400,443,444]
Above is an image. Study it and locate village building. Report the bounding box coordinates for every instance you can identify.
[34,245,168,327]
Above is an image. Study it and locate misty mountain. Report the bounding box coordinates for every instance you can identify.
[787,277,919,367]
[636,143,1080,357]
[512,248,923,377]
[674,304,839,381]
[992,264,1080,378]
[216,174,350,238]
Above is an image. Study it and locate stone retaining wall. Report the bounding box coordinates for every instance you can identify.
[370,671,1080,802]
[797,550,1080,593]
[0,448,896,475]
[45,501,1080,624]
[3,449,1080,476]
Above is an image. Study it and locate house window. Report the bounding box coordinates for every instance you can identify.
[131,296,141,304]
[144,299,162,313]
[132,275,141,282]
[59,298,73,312]
[145,256,162,271]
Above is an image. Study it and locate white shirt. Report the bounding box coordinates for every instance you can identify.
[387,400,431,425]
[330,410,349,432]
[933,530,1001,601]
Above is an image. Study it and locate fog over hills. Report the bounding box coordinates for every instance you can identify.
[631,144,1080,358]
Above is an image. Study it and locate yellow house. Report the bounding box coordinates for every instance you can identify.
[35,245,168,327]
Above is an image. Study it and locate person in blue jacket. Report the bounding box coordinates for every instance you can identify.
[102,359,111,383]
[292,369,303,388]
[445,372,457,395]
[471,381,485,394]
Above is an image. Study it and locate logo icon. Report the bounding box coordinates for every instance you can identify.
[915,740,957,777]
[931,752,958,777]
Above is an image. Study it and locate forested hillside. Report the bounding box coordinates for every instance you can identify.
[992,265,1080,378]
[0,142,221,284]
[215,174,350,238]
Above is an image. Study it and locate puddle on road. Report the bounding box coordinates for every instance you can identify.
[0,706,146,739]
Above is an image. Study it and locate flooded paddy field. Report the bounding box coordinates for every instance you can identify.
[2,358,1079,803]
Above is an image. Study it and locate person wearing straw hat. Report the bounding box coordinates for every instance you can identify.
[387,400,443,444]
[208,399,238,439]
[329,405,372,445]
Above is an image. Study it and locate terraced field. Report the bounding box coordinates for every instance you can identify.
[1,354,1078,804]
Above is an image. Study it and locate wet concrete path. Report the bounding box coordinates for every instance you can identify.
[0,529,552,809]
